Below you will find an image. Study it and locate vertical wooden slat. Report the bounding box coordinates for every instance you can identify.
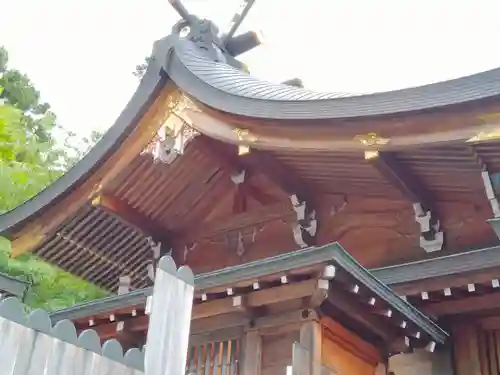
[478,329,490,375]
[209,342,217,375]
[186,340,241,375]
[488,331,498,375]
[235,339,240,375]
[204,343,211,375]
[495,330,500,374]
[186,346,194,374]
[231,339,240,375]
[221,341,229,375]
[198,345,206,375]
[215,342,223,375]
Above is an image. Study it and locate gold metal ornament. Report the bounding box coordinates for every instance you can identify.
[466,128,500,143]
[234,128,258,155]
[353,132,390,147]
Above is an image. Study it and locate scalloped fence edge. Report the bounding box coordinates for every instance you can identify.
[0,296,145,372]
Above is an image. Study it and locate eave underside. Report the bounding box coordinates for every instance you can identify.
[10,134,500,291]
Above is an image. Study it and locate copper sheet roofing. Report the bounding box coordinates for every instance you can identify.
[169,38,500,119]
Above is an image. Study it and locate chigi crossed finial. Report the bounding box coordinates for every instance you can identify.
[168,0,262,70]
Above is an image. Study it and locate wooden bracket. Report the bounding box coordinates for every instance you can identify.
[365,151,443,252]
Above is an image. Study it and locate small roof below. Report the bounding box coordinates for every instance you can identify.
[50,242,448,349]
[0,272,28,298]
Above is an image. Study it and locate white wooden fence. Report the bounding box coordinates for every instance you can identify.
[0,255,195,375]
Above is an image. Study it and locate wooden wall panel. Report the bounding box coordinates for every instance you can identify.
[261,331,299,375]
[322,338,375,375]
[320,317,379,375]
[473,328,500,375]
[176,194,495,277]
[388,348,453,375]
[451,323,496,375]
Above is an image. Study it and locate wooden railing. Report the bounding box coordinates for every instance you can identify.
[186,339,240,375]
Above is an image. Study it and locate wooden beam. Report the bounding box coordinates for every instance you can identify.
[93,194,169,244]
[193,278,327,319]
[192,309,316,336]
[423,292,500,316]
[366,150,444,252]
[189,326,244,346]
[479,316,500,330]
[90,316,147,341]
[195,136,316,246]
[247,279,328,307]
[365,151,430,206]
[177,201,295,243]
[86,308,322,347]
[115,326,145,349]
[197,136,309,204]
[232,184,248,213]
[326,287,395,342]
[242,150,312,203]
[193,296,246,320]
[321,316,382,365]
[195,136,277,206]
[241,150,319,248]
[89,280,327,341]
[389,266,500,296]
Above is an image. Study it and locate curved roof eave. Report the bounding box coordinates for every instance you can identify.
[0,40,173,240]
[3,30,500,241]
[165,38,500,120]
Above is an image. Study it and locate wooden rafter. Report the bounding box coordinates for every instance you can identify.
[7,85,178,258]
[365,151,431,206]
[423,292,500,316]
[325,287,394,342]
[240,149,317,247]
[196,135,314,205]
[195,136,277,210]
[388,266,500,296]
[242,150,312,203]
[365,150,443,252]
[92,194,169,245]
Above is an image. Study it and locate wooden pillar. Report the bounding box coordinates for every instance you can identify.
[375,363,387,375]
[242,330,262,375]
[300,321,323,375]
[388,348,453,375]
[452,323,482,375]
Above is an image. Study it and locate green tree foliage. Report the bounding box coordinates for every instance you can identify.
[0,46,108,311]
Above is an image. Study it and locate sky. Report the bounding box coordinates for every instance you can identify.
[2,0,500,138]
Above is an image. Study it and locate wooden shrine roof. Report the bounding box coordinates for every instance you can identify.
[49,243,448,350]
[2,19,500,291]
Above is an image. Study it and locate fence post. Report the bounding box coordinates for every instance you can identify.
[144,256,194,375]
